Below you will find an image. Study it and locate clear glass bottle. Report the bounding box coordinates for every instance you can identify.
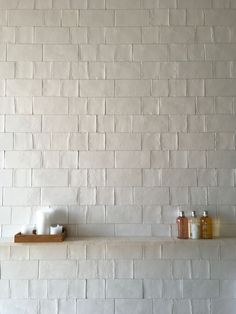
[176,211,188,239]
[213,217,220,238]
[200,210,213,239]
[188,211,200,239]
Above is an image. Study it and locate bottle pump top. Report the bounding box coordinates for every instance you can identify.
[179,211,185,217]
[191,211,196,217]
[203,210,208,217]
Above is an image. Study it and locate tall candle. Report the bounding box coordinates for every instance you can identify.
[36,208,54,235]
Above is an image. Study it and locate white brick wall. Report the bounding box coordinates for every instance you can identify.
[0,239,234,314]
[0,0,236,240]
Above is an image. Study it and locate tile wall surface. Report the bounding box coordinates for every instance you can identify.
[0,239,235,314]
[0,0,236,237]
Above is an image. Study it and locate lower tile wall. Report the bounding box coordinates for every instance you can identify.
[0,239,235,314]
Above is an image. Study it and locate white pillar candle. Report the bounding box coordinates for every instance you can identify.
[36,208,54,235]
[50,225,63,235]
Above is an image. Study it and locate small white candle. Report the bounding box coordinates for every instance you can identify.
[50,225,63,235]
[21,225,34,235]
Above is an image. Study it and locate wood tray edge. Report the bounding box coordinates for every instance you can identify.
[14,229,66,243]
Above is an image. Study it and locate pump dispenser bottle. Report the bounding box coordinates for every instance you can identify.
[200,210,213,239]
[176,211,188,239]
[189,211,200,239]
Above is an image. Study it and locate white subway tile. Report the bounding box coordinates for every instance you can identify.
[39,261,77,279]
[0,133,13,150]
[106,279,143,298]
[70,133,88,150]
[8,44,42,61]
[107,243,142,259]
[153,300,172,314]
[207,151,236,168]
[62,10,78,26]
[115,260,133,279]
[106,133,141,150]
[8,10,43,26]
[30,245,67,260]
[106,97,141,114]
[47,280,68,298]
[107,169,141,186]
[134,187,169,205]
[80,80,114,97]
[173,260,191,279]
[29,280,47,299]
[42,115,77,132]
[106,28,141,44]
[10,279,28,298]
[211,300,236,314]
[0,300,37,314]
[143,206,162,223]
[116,10,149,26]
[42,187,77,205]
[0,280,10,299]
[134,44,169,61]
[134,260,172,279]
[106,205,142,223]
[107,0,140,9]
[115,80,150,96]
[89,133,105,150]
[115,151,150,168]
[116,299,152,314]
[80,10,113,26]
[79,151,114,168]
[7,80,42,96]
[163,243,200,259]
[118,222,149,235]
[183,279,219,298]
[61,151,78,168]
[45,10,61,26]
[77,300,114,314]
[0,170,12,187]
[58,300,76,314]
[160,97,195,114]
[5,151,41,168]
[133,115,168,132]
[173,300,191,314]
[40,300,57,314]
[3,188,40,206]
[191,260,210,279]
[6,115,41,132]
[1,261,38,279]
[178,0,211,8]
[44,44,78,61]
[68,280,86,298]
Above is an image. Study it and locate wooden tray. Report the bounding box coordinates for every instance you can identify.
[14,228,66,243]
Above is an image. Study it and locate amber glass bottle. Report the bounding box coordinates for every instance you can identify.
[200,210,213,239]
[176,211,188,239]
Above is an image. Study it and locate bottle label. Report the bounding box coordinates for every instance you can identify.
[190,223,200,239]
